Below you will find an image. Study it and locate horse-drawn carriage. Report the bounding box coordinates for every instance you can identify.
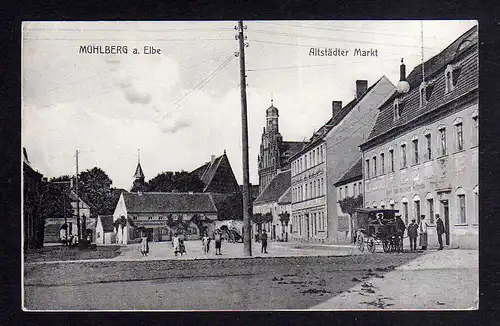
[354,208,404,253]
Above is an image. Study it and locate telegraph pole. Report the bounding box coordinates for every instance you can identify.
[237,20,252,256]
[76,150,82,242]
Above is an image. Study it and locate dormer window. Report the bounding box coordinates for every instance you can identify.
[444,64,462,94]
[419,82,434,107]
[394,98,401,120]
[420,83,427,107]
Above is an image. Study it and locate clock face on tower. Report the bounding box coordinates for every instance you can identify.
[272,120,277,125]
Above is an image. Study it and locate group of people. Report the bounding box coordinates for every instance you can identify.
[201,229,223,255]
[396,213,446,251]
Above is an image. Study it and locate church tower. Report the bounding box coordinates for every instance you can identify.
[132,150,145,190]
[258,99,283,194]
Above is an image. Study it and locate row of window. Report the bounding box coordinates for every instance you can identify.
[368,186,478,226]
[292,211,326,235]
[292,144,326,176]
[292,177,326,202]
[338,181,363,200]
[366,113,478,178]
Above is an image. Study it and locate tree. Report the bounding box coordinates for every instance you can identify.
[113,216,128,243]
[338,194,364,243]
[278,212,290,242]
[77,167,114,218]
[251,212,273,240]
[147,171,204,193]
[39,181,73,220]
[130,182,150,193]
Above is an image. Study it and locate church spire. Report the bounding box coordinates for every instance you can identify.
[133,149,145,180]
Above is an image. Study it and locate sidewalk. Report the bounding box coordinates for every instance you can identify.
[310,249,479,310]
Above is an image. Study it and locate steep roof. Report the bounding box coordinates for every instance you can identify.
[191,153,240,193]
[122,192,217,214]
[253,170,291,205]
[334,158,363,187]
[133,161,145,179]
[98,215,114,232]
[278,186,292,205]
[289,77,384,161]
[364,25,478,146]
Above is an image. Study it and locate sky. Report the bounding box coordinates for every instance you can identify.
[22,20,477,190]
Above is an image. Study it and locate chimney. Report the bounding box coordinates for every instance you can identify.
[210,155,216,165]
[400,58,406,81]
[332,101,342,117]
[356,80,368,99]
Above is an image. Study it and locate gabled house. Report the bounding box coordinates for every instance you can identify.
[113,192,218,244]
[95,215,115,245]
[191,151,240,194]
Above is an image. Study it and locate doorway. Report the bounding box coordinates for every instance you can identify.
[441,199,450,245]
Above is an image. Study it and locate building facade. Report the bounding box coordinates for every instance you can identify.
[333,158,363,242]
[252,169,291,241]
[291,77,395,243]
[23,148,44,249]
[258,101,305,194]
[360,26,478,249]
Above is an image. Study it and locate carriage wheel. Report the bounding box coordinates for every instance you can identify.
[382,239,390,253]
[357,234,365,252]
[367,237,376,253]
[397,237,404,253]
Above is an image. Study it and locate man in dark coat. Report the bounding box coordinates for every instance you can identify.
[436,214,445,250]
[407,219,418,251]
[261,230,268,253]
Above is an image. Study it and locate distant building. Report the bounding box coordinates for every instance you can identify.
[23,148,44,249]
[191,151,241,194]
[44,190,93,243]
[95,215,115,245]
[192,151,244,221]
[113,192,218,244]
[290,77,395,243]
[360,26,478,248]
[333,158,363,241]
[252,169,292,241]
[258,101,306,194]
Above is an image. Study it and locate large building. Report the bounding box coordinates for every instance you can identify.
[360,26,478,249]
[290,77,395,243]
[258,101,305,193]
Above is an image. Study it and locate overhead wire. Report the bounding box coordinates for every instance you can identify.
[153,54,236,122]
[253,21,449,40]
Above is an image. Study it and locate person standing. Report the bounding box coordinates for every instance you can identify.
[172,233,180,256]
[261,229,268,253]
[202,232,210,255]
[407,219,418,251]
[214,229,222,255]
[436,214,445,250]
[140,235,149,257]
[419,215,429,250]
